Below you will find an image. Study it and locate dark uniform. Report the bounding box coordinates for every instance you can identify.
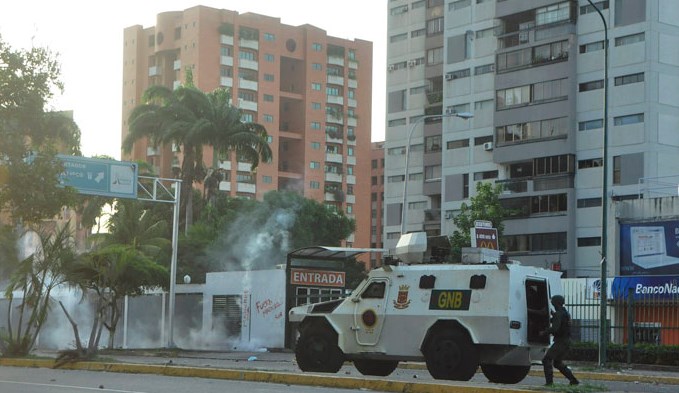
[541,295,579,386]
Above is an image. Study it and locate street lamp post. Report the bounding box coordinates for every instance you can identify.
[401,112,473,235]
[586,0,610,367]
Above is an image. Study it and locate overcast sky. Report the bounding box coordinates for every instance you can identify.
[0,1,387,159]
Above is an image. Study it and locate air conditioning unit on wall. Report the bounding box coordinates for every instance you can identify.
[483,142,494,151]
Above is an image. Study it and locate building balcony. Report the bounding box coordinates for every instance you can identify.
[325,153,343,163]
[326,133,343,143]
[347,117,357,127]
[327,95,343,105]
[239,58,259,71]
[347,98,357,108]
[173,60,181,71]
[220,34,234,45]
[347,135,356,146]
[239,38,259,50]
[220,56,234,66]
[324,190,344,202]
[237,162,252,172]
[220,76,233,87]
[239,100,257,112]
[346,175,356,185]
[348,79,357,88]
[217,160,231,170]
[148,66,159,76]
[328,56,344,66]
[327,75,344,85]
[348,60,358,69]
[325,172,342,183]
[173,80,181,90]
[237,182,256,193]
[346,156,356,165]
[326,114,343,124]
[346,194,355,204]
[239,78,258,91]
[219,181,231,191]
[146,146,159,156]
[425,209,441,223]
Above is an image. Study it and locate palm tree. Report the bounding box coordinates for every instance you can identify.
[123,80,272,231]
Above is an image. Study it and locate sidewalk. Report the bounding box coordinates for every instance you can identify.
[2,349,678,393]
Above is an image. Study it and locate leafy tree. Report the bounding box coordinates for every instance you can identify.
[123,73,272,231]
[63,244,168,352]
[1,224,78,356]
[449,182,512,260]
[0,38,81,225]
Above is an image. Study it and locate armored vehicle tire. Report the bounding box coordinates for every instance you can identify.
[424,329,479,381]
[481,364,531,384]
[353,359,399,376]
[295,325,344,373]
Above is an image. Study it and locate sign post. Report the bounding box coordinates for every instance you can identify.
[58,155,138,199]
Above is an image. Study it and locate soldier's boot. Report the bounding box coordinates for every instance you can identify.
[557,365,579,385]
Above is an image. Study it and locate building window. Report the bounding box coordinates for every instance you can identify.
[579,80,604,92]
[614,72,644,86]
[371,159,378,169]
[473,170,498,181]
[264,53,274,62]
[263,33,275,41]
[387,146,406,155]
[388,175,405,183]
[426,47,444,65]
[424,165,442,180]
[449,0,471,10]
[390,4,409,15]
[496,117,568,145]
[409,172,423,181]
[262,175,272,184]
[312,102,321,110]
[236,172,254,183]
[263,94,274,102]
[347,205,353,214]
[531,193,567,214]
[425,135,442,153]
[577,237,601,247]
[578,119,603,131]
[388,118,407,127]
[312,43,322,51]
[390,33,408,43]
[474,64,495,75]
[221,46,233,56]
[239,50,256,61]
[241,113,253,122]
[534,154,574,176]
[310,161,320,169]
[580,1,609,15]
[311,82,321,91]
[579,41,604,54]
[615,32,644,46]
[371,176,378,185]
[411,28,426,38]
[447,139,469,149]
[578,158,603,169]
[535,1,571,26]
[410,85,426,95]
[427,17,444,36]
[614,113,644,126]
[264,74,274,81]
[577,198,602,208]
[475,27,494,39]
[263,114,273,123]
[505,232,567,252]
[348,147,354,156]
[409,201,427,210]
[326,86,341,96]
[311,122,321,130]
[312,63,322,71]
[447,68,471,80]
[311,142,321,150]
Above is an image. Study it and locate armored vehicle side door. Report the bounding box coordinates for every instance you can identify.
[352,278,390,346]
[525,278,551,344]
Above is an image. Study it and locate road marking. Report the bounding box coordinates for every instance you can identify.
[0,379,148,393]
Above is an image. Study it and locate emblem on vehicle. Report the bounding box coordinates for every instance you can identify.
[393,285,411,309]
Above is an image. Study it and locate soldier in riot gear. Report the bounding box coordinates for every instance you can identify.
[540,295,579,386]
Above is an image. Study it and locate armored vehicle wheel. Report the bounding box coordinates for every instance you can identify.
[353,359,399,376]
[481,364,531,384]
[295,325,344,373]
[424,329,478,381]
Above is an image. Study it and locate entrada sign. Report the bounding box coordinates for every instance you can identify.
[290,268,346,287]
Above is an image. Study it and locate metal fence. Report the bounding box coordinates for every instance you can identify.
[562,279,679,347]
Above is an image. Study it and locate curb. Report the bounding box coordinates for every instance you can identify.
[0,358,536,393]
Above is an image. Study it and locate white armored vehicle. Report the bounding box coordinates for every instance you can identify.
[288,233,563,383]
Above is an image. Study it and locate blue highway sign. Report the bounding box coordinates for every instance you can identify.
[58,155,138,199]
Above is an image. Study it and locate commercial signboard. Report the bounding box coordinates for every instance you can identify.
[290,268,346,288]
[58,155,138,199]
[471,220,498,250]
[619,221,679,276]
[611,275,679,301]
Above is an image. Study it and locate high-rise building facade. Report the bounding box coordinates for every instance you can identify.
[122,6,373,248]
[370,141,386,268]
[385,0,679,277]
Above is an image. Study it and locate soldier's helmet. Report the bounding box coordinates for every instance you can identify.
[551,295,565,306]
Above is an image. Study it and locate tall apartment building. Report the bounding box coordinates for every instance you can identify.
[122,6,373,248]
[385,0,679,277]
[370,141,386,268]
